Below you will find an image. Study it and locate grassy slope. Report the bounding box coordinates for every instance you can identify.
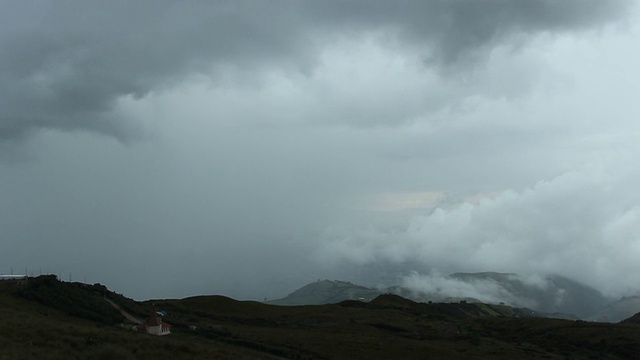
[0,279,279,360]
[3,276,640,359]
[267,279,383,305]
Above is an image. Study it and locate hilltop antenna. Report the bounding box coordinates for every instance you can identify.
[10,267,13,275]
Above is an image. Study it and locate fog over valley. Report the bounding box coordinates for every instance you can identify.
[2,1,640,303]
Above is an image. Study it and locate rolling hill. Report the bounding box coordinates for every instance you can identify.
[3,275,640,359]
[270,272,612,319]
[266,279,383,305]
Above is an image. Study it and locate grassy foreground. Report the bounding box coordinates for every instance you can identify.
[2,276,640,359]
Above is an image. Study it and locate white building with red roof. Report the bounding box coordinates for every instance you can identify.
[137,307,171,336]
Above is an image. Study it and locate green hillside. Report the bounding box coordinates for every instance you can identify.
[3,275,640,359]
[267,279,383,305]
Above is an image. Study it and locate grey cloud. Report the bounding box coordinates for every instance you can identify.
[0,0,633,142]
[0,1,306,141]
[2,1,639,301]
[316,166,640,297]
[400,272,540,308]
[304,0,632,66]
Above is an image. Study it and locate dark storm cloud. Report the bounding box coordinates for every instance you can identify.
[0,0,632,142]
[304,0,632,65]
[0,1,306,141]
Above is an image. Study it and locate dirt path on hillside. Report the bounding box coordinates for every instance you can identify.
[105,298,142,324]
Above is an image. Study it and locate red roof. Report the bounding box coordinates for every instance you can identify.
[137,306,171,330]
[147,311,161,326]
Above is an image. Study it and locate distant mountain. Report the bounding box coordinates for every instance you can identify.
[445,272,610,319]
[620,308,640,324]
[266,280,383,305]
[591,296,640,323]
[271,272,611,319]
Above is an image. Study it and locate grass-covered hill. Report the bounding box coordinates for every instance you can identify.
[266,279,383,305]
[269,274,615,320]
[3,275,640,359]
[11,274,124,324]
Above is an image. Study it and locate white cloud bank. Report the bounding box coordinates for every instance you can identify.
[318,164,640,297]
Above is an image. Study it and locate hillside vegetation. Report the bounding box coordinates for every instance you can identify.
[3,276,640,359]
[266,279,383,305]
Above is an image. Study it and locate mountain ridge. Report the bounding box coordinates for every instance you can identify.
[269,272,628,321]
[4,275,640,359]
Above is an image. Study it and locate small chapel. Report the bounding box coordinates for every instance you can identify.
[137,306,172,336]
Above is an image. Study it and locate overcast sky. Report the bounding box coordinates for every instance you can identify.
[2,1,640,300]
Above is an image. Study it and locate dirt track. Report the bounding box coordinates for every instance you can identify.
[105,298,142,324]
